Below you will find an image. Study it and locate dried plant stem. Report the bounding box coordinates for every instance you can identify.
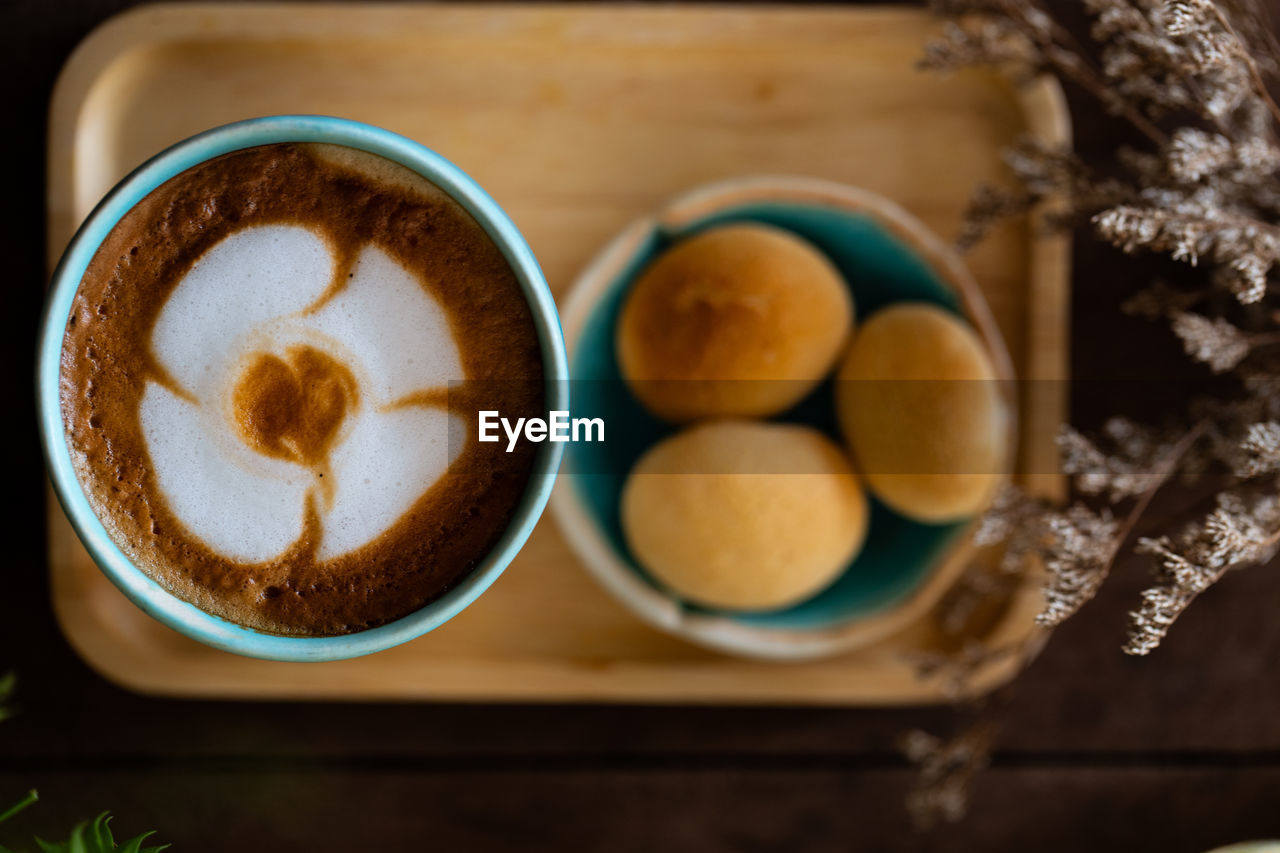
[1213,3,1280,127]
[1111,421,1208,556]
[1257,524,1280,549]
[1055,58,1170,144]
[1247,330,1280,347]
[1210,210,1280,241]
[906,420,1207,826]
[902,624,1053,830]
[1015,0,1169,144]
[1242,46,1280,125]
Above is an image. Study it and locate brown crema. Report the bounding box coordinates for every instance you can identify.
[232,345,359,468]
[60,143,544,636]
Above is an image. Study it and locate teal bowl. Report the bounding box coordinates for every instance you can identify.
[550,176,1015,660]
[37,116,568,662]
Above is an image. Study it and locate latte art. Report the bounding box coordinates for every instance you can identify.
[232,346,358,467]
[142,224,467,564]
[61,143,544,636]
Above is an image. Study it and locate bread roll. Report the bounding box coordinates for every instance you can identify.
[617,223,853,421]
[835,303,1007,523]
[621,420,869,611]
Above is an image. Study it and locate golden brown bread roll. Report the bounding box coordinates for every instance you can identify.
[620,420,869,611]
[616,223,854,421]
[835,303,1008,523]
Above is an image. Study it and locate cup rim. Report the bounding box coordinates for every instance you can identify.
[37,115,568,662]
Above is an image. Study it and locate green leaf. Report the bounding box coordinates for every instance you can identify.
[0,672,16,724]
[117,832,168,853]
[3,793,166,853]
[0,791,38,826]
[85,813,114,852]
[67,821,89,853]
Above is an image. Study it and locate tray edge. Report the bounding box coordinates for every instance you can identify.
[43,2,1071,706]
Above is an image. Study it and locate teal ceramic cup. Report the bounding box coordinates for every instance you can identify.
[37,115,568,662]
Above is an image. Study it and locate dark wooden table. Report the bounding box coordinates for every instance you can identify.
[2,1,1277,850]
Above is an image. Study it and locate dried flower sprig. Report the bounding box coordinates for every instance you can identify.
[965,416,1207,636]
[926,0,1280,656]
[902,414,1208,825]
[1130,490,1280,652]
[1171,311,1253,370]
[929,0,1280,303]
[1237,419,1280,473]
[907,0,1280,824]
[1036,505,1121,627]
[908,640,1023,702]
[900,719,998,830]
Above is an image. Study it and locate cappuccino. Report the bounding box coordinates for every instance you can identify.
[60,143,544,636]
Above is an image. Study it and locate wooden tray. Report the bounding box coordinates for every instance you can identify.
[46,3,1070,704]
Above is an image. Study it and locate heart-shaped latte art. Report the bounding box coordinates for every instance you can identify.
[232,345,359,467]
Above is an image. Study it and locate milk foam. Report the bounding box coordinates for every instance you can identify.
[142,224,467,564]
[141,382,311,562]
[152,225,335,402]
[305,244,463,403]
[321,406,463,560]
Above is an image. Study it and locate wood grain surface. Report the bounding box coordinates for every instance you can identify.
[2,1,1278,851]
[43,3,1066,703]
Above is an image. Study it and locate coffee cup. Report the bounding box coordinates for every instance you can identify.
[38,115,568,662]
